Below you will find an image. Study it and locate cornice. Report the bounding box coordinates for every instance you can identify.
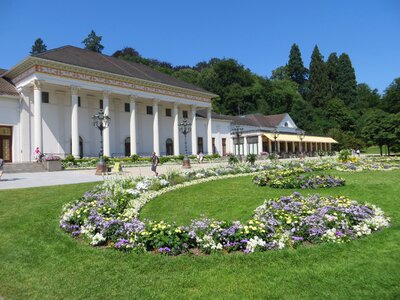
[8,57,217,102]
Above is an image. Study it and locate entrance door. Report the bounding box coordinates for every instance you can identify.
[0,126,12,162]
[166,138,173,156]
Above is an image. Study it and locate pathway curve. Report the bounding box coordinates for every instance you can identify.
[0,162,229,190]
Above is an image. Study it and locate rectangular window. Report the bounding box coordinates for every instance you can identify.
[165,108,172,117]
[99,99,103,109]
[42,92,49,103]
[78,96,81,107]
[212,137,216,154]
[197,137,203,154]
[182,110,188,119]
[146,106,153,115]
[124,103,130,112]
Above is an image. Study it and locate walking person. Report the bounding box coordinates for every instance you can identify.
[151,152,159,176]
[197,151,204,164]
[34,147,40,162]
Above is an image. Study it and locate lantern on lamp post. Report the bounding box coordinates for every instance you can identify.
[272,129,280,156]
[179,118,192,168]
[231,125,243,162]
[92,109,110,175]
[297,130,305,158]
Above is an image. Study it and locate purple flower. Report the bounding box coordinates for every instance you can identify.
[159,247,171,253]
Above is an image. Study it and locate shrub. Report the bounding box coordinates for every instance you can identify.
[228,154,239,165]
[338,149,352,162]
[131,154,140,162]
[64,154,76,164]
[246,154,257,165]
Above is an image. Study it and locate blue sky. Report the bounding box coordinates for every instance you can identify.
[0,0,399,93]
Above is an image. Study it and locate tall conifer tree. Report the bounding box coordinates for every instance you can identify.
[287,43,308,85]
[30,38,47,55]
[309,45,329,107]
[82,30,104,53]
[326,52,339,98]
[337,53,357,105]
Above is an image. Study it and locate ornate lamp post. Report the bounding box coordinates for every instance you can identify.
[179,118,192,169]
[231,125,243,161]
[92,109,110,175]
[297,130,305,158]
[272,129,280,156]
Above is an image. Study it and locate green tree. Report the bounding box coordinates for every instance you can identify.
[270,66,289,80]
[267,79,302,113]
[323,98,355,131]
[82,30,104,53]
[172,68,200,85]
[354,84,381,110]
[361,109,392,155]
[326,53,339,98]
[337,53,357,105]
[382,78,400,114]
[286,43,308,85]
[112,47,140,58]
[327,128,365,150]
[308,45,330,107]
[30,38,47,55]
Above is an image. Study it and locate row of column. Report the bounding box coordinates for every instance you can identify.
[228,133,333,156]
[32,82,212,158]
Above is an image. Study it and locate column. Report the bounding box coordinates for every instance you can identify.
[103,91,111,157]
[153,100,160,155]
[268,139,272,153]
[33,80,42,152]
[243,136,248,155]
[129,95,137,155]
[304,141,308,152]
[292,141,296,153]
[329,143,332,151]
[191,106,197,155]
[230,137,235,154]
[277,141,281,153]
[207,107,212,155]
[173,104,180,155]
[258,134,263,155]
[71,86,80,158]
[285,141,288,153]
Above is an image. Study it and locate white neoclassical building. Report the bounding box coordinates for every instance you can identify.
[0,46,336,163]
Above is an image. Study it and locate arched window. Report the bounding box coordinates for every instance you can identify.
[125,137,131,157]
[166,138,173,156]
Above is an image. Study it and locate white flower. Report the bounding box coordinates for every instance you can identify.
[90,233,106,246]
[159,179,170,186]
[245,236,267,253]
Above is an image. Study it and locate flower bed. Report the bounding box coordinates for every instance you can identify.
[256,173,345,189]
[60,189,390,255]
[59,160,390,255]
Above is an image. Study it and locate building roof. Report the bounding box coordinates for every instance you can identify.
[33,46,215,95]
[197,110,286,127]
[0,77,19,96]
[0,68,7,76]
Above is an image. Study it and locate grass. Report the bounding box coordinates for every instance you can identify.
[363,145,399,155]
[1,171,400,299]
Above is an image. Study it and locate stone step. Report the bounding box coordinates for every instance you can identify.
[4,162,47,173]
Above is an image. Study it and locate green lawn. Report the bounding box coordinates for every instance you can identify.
[1,171,400,299]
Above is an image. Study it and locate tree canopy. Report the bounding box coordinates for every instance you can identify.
[82,30,104,53]
[30,38,47,55]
